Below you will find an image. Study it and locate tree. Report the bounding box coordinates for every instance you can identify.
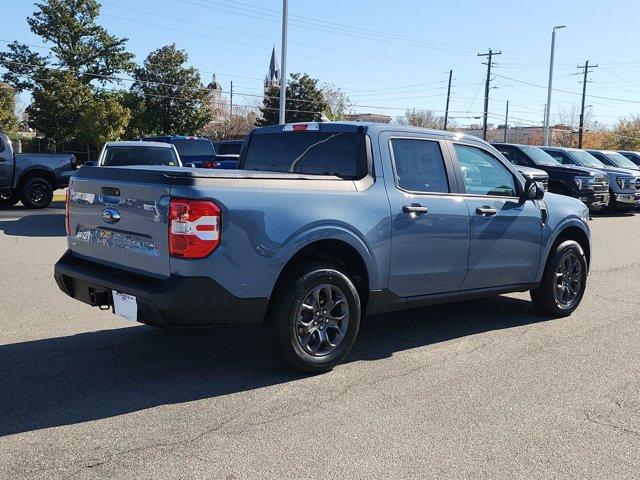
[321,83,351,120]
[77,92,131,151]
[259,73,329,126]
[203,106,258,141]
[0,85,19,137]
[0,0,133,91]
[611,116,640,151]
[128,44,211,135]
[26,72,94,142]
[399,109,443,129]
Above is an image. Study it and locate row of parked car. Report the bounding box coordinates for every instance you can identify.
[494,143,640,213]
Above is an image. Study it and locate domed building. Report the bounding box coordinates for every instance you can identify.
[207,73,225,114]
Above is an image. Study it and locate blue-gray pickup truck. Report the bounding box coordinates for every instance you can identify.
[55,122,591,372]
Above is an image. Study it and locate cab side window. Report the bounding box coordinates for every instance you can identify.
[390,138,450,193]
[454,144,517,197]
[548,151,572,165]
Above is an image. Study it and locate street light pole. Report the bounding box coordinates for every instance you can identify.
[278,0,288,124]
[544,25,566,146]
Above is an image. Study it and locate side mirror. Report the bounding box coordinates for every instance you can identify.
[83,161,96,167]
[524,179,545,201]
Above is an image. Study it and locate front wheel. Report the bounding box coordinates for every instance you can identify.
[266,263,361,373]
[20,177,53,209]
[531,240,587,317]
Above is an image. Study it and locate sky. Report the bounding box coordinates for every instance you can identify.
[2,0,640,128]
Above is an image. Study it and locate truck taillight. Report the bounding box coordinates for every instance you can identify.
[169,199,221,258]
[65,189,71,235]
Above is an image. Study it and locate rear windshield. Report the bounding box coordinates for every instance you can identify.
[102,146,180,167]
[243,132,367,179]
[172,139,215,157]
[216,143,242,155]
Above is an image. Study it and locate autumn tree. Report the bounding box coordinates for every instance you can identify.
[259,73,329,126]
[203,106,257,141]
[399,109,444,129]
[127,44,211,136]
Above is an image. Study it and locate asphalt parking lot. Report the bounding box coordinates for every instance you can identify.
[0,204,639,479]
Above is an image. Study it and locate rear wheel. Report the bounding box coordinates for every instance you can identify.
[266,263,361,373]
[531,240,587,317]
[20,177,53,209]
[0,193,19,208]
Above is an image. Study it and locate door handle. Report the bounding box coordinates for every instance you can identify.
[476,206,497,216]
[403,203,429,215]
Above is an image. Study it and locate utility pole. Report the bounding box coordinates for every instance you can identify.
[478,49,501,141]
[443,69,453,131]
[278,0,288,124]
[577,60,598,148]
[229,81,233,116]
[544,25,567,146]
[503,100,509,143]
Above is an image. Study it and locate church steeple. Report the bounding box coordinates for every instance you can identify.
[264,46,280,88]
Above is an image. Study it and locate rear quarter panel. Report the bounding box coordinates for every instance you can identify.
[169,179,392,299]
[13,154,75,188]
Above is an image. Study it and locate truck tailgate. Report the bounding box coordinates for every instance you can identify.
[68,169,174,277]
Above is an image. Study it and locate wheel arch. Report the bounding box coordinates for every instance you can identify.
[17,167,57,191]
[538,222,591,282]
[271,234,374,313]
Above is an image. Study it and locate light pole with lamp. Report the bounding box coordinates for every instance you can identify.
[544,25,566,146]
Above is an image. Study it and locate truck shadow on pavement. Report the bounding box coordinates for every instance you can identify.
[0,295,555,437]
[0,214,66,237]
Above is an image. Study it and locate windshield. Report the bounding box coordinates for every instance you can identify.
[102,146,180,167]
[522,146,560,166]
[606,152,639,169]
[243,132,367,179]
[172,139,215,157]
[570,150,604,168]
[216,143,242,155]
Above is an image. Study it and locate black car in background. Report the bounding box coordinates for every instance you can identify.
[494,143,610,212]
[212,140,244,169]
[619,151,640,166]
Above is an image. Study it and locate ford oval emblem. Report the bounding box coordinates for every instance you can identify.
[102,208,121,224]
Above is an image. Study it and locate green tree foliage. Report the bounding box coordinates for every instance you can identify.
[259,73,330,126]
[0,85,19,137]
[612,116,640,150]
[127,44,211,136]
[0,0,133,146]
[26,72,130,153]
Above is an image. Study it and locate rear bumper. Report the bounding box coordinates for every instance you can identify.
[54,250,267,327]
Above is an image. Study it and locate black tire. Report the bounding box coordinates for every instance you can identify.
[20,177,53,209]
[266,263,361,373]
[530,240,587,317]
[0,193,19,208]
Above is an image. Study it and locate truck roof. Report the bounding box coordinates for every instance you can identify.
[105,141,174,148]
[251,121,490,145]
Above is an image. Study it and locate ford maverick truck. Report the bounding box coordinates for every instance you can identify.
[55,122,591,372]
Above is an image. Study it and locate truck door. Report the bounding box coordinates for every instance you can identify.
[381,133,470,297]
[0,136,13,190]
[451,143,542,289]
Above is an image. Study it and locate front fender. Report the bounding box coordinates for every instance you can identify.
[536,216,590,282]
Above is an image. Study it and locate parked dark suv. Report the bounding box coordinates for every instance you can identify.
[494,143,609,212]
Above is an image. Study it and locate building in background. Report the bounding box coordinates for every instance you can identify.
[456,124,573,146]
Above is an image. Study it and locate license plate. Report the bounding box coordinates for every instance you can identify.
[112,291,137,322]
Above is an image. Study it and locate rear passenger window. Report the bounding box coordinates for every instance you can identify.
[390,139,449,193]
[454,144,517,197]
